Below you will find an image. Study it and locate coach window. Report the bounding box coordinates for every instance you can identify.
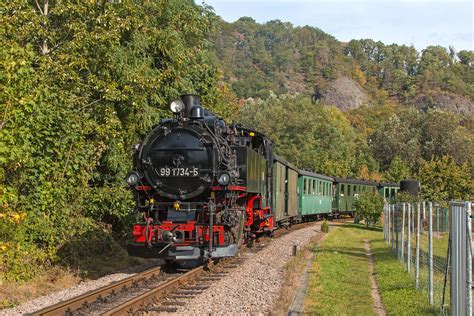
[311,180,315,195]
[340,184,344,196]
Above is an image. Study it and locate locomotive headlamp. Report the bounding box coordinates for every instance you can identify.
[125,171,139,186]
[170,99,185,113]
[217,173,231,186]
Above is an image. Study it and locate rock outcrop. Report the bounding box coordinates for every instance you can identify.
[316,76,369,111]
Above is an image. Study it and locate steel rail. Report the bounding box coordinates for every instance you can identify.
[103,266,205,315]
[32,266,162,316]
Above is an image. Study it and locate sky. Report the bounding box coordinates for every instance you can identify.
[203,0,473,51]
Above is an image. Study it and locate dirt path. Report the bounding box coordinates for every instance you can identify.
[364,239,386,316]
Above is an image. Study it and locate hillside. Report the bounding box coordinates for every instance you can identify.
[210,17,474,114]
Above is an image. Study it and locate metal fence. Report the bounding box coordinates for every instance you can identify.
[383,201,472,315]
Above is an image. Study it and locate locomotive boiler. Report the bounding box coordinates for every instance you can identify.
[126,95,274,264]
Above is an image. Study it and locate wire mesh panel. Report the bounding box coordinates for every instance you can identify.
[383,201,457,313]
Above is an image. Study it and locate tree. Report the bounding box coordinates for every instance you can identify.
[417,156,473,204]
[0,0,226,281]
[369,108,422,170]
[354,192,384,227]
[385,156,411,183]
[420,110,474,166]
[237,95,357,176]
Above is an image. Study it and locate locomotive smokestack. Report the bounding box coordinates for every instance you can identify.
[181,94,201,118]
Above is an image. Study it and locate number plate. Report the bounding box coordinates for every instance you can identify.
[158,166,199,177]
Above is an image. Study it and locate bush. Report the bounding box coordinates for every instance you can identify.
[321,220,329,233]
[354,192,384,227]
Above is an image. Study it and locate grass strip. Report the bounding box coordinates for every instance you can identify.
[303,223,437,315]
[303,225,376,315]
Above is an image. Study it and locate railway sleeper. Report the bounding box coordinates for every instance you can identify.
[149,306,178,313]
[184,285,209,290]
[175,290,204,295]
[162,301,187,306]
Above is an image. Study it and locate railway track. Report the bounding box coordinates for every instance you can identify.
[32,220,330,315]
[32,260,243,315]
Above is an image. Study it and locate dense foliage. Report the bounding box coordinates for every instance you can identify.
[238,95,358,176]
[0,0,237,281]
[0,2,472,282]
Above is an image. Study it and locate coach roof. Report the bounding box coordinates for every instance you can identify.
[298,170,334,181]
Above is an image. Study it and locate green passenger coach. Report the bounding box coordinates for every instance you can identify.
[332,177,378,214]
[378,182,399,202]
[298,170,333,220]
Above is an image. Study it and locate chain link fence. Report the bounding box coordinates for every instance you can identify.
[383,201,472,314]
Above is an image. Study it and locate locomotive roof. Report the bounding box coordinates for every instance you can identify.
[333,177,378,186]
[298,170,334,181]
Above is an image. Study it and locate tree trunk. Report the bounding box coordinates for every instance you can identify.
[38,0,50,55]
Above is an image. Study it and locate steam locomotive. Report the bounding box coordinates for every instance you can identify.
[126,95,275,264]
[125,94,400,265]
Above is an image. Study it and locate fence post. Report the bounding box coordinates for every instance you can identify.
[437,206,440,237]
[391,204,395,250]
[407,203,411,272]
[387,204,391,245]
[450,201,469,315]
[423,201,426,220]
[396,204,400,259]
[429,201,433,305]
[401,203,406,264]
[416,202,420,289]
[383,204,386,241]
[466,201,472,316]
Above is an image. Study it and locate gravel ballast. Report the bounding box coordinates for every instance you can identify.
[1,223,321,315]
[173,223,322,315]
[0,259,162,316]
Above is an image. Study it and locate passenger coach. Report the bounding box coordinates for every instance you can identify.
[298,170,333,220]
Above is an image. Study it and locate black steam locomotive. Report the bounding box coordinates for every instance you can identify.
[126,95,274,264]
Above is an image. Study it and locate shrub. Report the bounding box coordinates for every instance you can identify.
[321,220,329,233]
[354,192,384,227]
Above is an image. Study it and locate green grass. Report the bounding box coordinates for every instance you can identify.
[303,225,376,315]
[370,228,439,315]
[418,232,449,259]
[303,224,437,315]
